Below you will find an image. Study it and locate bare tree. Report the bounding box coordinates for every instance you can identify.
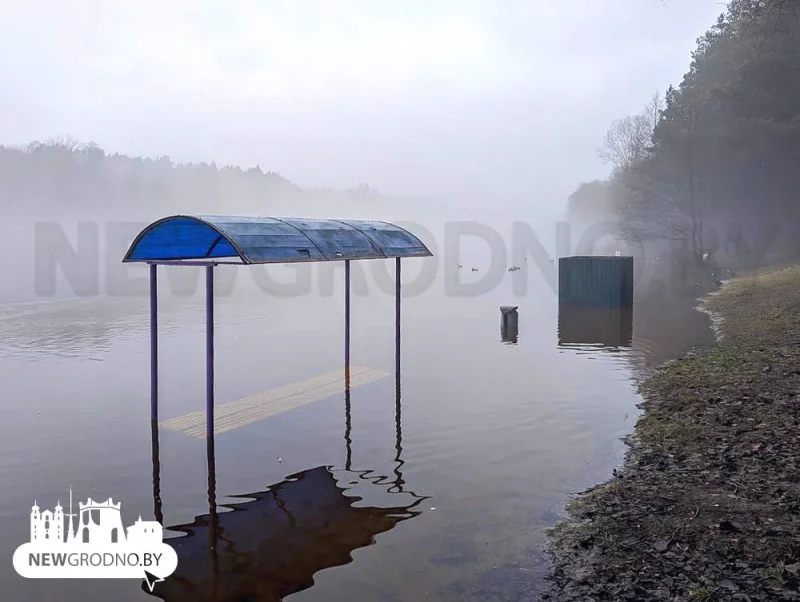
[598,93,663,171]
[618,159,696,246]
[45,135,82,152]
[643,92,663,133]
[617,96,704,261]
[598,114,650,170]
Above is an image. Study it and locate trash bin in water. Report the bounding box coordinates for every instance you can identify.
[500,306,519,343]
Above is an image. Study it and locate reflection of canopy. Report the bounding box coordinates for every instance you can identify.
[146,466,423,602]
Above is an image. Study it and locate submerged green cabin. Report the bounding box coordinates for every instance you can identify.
[558,256,634,308]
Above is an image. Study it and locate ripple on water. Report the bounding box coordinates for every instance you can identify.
[0,289,711,602]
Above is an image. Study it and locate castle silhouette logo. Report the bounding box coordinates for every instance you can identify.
[12,489,177,591]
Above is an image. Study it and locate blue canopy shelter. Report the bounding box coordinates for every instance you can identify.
[123,215,433,438]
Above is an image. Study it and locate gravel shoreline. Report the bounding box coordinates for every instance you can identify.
[544,265,800,602]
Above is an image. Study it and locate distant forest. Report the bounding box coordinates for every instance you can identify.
[0,137,381,218]
[568,0,800,266]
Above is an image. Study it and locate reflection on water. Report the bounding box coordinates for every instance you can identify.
[147,457,424,602]
[630,279,717,370]
[147,399,424,600]
[0,297,191,360]
[0,298,136,358]
[0,270,717,601]
[557,304,633,349]
[146,310,425,602]
[556,272,716,380]
[0,292,315,361]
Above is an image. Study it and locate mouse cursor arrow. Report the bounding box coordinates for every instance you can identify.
[143,570,164,592]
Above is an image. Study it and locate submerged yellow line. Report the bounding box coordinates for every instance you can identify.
[160,366,391,439]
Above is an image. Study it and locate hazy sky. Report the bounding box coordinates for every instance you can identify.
[1,0,725,213]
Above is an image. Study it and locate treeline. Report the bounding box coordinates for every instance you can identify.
[568,0,800,267]
[0,137,382,217]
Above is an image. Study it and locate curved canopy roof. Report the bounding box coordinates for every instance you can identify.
[123,215,432,264]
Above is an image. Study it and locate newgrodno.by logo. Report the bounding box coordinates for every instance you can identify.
[12,490,178,592]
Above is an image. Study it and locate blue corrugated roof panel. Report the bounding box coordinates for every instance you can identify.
[123,215,432,264]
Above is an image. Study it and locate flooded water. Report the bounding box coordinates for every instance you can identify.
[0,261,712,601]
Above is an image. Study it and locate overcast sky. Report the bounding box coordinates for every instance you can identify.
[0,0,725,214]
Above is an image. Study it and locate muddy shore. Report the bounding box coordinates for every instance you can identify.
[544,265,800,602]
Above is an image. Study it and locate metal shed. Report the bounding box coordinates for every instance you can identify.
[123,214,433,439]
[558,256,634,308]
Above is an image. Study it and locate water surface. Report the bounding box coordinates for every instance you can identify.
[0,263,711,601]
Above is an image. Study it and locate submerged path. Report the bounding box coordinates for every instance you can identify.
[545,265,800,602]
[161,366,389,439]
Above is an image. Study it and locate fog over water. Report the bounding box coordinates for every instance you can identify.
[0,0,727,302]
[1,0,722,207]
[0,1,733,600]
